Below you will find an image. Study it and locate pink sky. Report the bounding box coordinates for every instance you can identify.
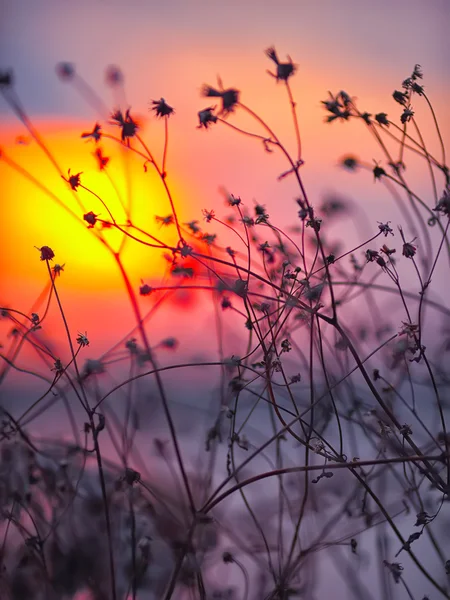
[0,5,449,598]
[1,0,449,357]
[2,0,448,214]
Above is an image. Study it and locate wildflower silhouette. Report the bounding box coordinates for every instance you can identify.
[265,46,296,81]
[76,331,89,347]
[81,122,102,142]
[62,168,83,191]
[83,211,99,228]
[321,91,351,122]
[35,245,55,261]
[55,62,75,81]
[105,64,123,86]
[202,77,239,114]
[434,187,450,216]
[150,97,174,118]
[0,46,448,600]
[0,69,13,87]
[111,108,138,145]
[93,147,109,170]
[52,263,65,277]
[197,106,217,128]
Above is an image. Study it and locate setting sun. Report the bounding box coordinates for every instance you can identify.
[1,119,187,293]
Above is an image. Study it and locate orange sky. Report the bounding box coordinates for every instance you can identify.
[1,0,449,366]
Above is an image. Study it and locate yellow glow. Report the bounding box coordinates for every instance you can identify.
[1,120,186,294]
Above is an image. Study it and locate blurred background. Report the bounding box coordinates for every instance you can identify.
[1,0,449,349]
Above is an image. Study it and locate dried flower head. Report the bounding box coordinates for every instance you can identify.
[93,147,109,170]
[83,211,98,228]
[265,46,296,82]
[52,359,64,374]
[111,108,139,144]
[281,339,291,353]
[126,338,138,354]
[434,187,450,217]
[150,98,175,118]
[402,239,417,258]
[383,560,403,583]
[400,106,414,124]
[185,220,201,234]
[155,214,174,227]
[365,249,379,263]
[399,321,419,337]
[241,215,254,227]
[56,62,75,81]
[36,246,55,261]
[402,65,424,95]
[221,297,232,310]
[233,279,248,298]
[306,217,322,232]
[255,203,269,223]
[123,467,141,485]
[202,78,239,114]
[52,263,65,277]
[341,155,359,170]
[172,265,194,278]
[202,209,215,223]
[378,221,394,236]
[139,283,152,296]
[201,232,216,246]
[322,91,352,122]
[380,244,396,256]
[415,511,431,527]
[160,337,178,350]
[373,164,386,181]
[375,112,389,126]
[0,70,13,88]
[412,64,423,79]
[197,106,218,129]
[399,423,413,437]
[105,65,123,86]
[76,331,89,347]
[61,168,83,192]
[227,193,242,206]
[320,195,348,216]
[179,243,193,257]
[81,123,102,143]
[392,90,408,105]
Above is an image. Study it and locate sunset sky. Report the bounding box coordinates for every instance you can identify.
[0,5,449,598]
[1,0,449,358]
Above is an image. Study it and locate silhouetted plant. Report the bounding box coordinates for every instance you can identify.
[0,50,449,600]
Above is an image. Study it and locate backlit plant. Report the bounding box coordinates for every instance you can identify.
[0,49,449,600]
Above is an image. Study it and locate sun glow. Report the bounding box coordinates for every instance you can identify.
[1,120,186,295]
